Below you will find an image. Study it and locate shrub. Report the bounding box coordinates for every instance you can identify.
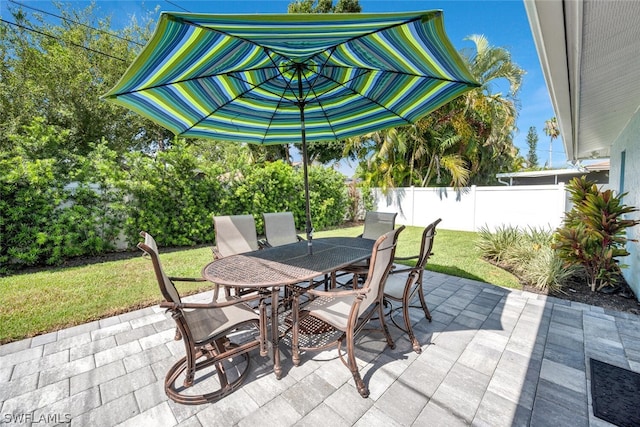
[476,225,522,264]
[1,121,122,271]
[121,142,224,247]
[1,130,352,272]
[519,246,576,294]
[477,225,572,292]
[553,176,639,291]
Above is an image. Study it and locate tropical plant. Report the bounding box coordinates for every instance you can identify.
[543,117,559,168]
[518,246,575,294]
[526,126,539,168]
[553,176,639,291]
[457,34,525,185]
[476,225,522,264]
[477,224,573,292]
[349,35,525,190]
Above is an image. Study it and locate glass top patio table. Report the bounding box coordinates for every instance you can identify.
[202,237,375,288]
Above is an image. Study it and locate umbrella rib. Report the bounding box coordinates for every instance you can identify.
[180,53,300,141]
[301,67,339,141]
[253,54,300,144]
[311,66,417,125]
[170,13,449,86]
[303,13,436,65]
[105,65,285,97]
[321,64,476,86]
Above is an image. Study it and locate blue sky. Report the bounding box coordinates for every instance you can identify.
[3,0,565,173]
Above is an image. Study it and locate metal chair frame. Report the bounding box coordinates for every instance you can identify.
[138,231,264,405]
[290,226,405,398]
[385,218,441,353]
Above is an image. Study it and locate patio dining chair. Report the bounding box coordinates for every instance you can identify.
[138,231,263,405]
[262,212,304,247]
[336,211,398,287]
[212,214,261,259]
[384,218,441,353]
[360,211,398,240]
[213,214,262,297]
[290,226,405,398]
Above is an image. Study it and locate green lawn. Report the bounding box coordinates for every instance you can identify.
[0,226,519,344]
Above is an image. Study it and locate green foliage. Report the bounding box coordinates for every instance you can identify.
[120,140,224,247]
[476,225,522,263]
[221,160,348,234]
[477,225,573,292]
[307,165,348,229]
[526,126,538,168]
[1,126,350,272]
[1,120,125,271]
[553,176,639,291]
[288,0,362,13]
[348,35,525,190]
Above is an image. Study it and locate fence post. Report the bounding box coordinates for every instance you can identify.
[410,186,416,226]
[471,185,477,231]
[558,181,567,216]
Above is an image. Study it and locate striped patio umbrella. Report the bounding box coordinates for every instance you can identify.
[103,10,479,252]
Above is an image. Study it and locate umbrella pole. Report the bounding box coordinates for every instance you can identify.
[297,65,313,255]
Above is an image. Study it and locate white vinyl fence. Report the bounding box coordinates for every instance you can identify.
[371,184,569,232]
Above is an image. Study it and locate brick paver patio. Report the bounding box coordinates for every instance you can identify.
[2,270,638,426]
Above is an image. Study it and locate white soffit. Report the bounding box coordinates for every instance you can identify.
[524,0,575,160]
[578,0,640,160]
[526,0,640,161]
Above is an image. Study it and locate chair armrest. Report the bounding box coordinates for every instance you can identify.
[296,235,304,241]
[168,277,207,283]
[389,266,416,275]
[160,292,261,310]
[258,239,270,249]
[306,287,371,297]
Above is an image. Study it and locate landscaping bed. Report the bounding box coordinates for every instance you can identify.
[527,274,640,315]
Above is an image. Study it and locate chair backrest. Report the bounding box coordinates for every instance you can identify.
[360,225,405,314]
[361,211,397,240]
[405,218,442,288]
[213,215,259,257]
[263,212,300,247]
[416,218,442,269]
[137,231,181,304]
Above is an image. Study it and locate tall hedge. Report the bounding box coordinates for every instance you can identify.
[1,123,351,273]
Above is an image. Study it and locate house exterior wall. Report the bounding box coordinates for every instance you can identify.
[609,108,640,295]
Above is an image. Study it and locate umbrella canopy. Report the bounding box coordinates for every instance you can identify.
[103,10,479,252]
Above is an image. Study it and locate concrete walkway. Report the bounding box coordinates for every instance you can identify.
[1,270,639,426]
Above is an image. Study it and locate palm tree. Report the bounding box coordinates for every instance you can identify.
[543,117,559,168]
[350,35,524,189]
[458,35,524,183]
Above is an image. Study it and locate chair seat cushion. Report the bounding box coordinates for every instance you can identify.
[183,303,259,344]
[383,274,407,299]
[384,272,419,300]
[306,290,358,331]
